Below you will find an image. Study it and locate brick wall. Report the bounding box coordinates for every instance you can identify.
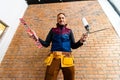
[0,1,120,80]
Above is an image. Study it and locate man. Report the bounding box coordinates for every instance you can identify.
[30,13,88,80]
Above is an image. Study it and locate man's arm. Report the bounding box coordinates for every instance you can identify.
[70,30,83,49]
[38,29,53,47]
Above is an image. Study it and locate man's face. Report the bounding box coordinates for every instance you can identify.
[57,14,66,25]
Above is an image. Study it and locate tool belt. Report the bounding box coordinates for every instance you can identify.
[44,51,74,67]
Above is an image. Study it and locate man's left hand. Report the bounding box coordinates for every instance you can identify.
[80,33,88,43]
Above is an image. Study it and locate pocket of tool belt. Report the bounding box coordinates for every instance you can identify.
[62,56,74,65]
[44,54,53,65]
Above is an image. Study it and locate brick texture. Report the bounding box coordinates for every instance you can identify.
[0,1,120,80]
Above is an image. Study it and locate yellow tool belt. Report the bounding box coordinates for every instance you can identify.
[44,51,74,67]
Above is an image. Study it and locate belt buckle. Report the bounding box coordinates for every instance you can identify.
[53,51,62,56]
[52,51,62,59]
[56,51,62,55]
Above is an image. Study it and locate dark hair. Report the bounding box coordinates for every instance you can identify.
[57,13,66,17]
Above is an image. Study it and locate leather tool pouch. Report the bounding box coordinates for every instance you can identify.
[44,54,53,66]
[61,56,74,67]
